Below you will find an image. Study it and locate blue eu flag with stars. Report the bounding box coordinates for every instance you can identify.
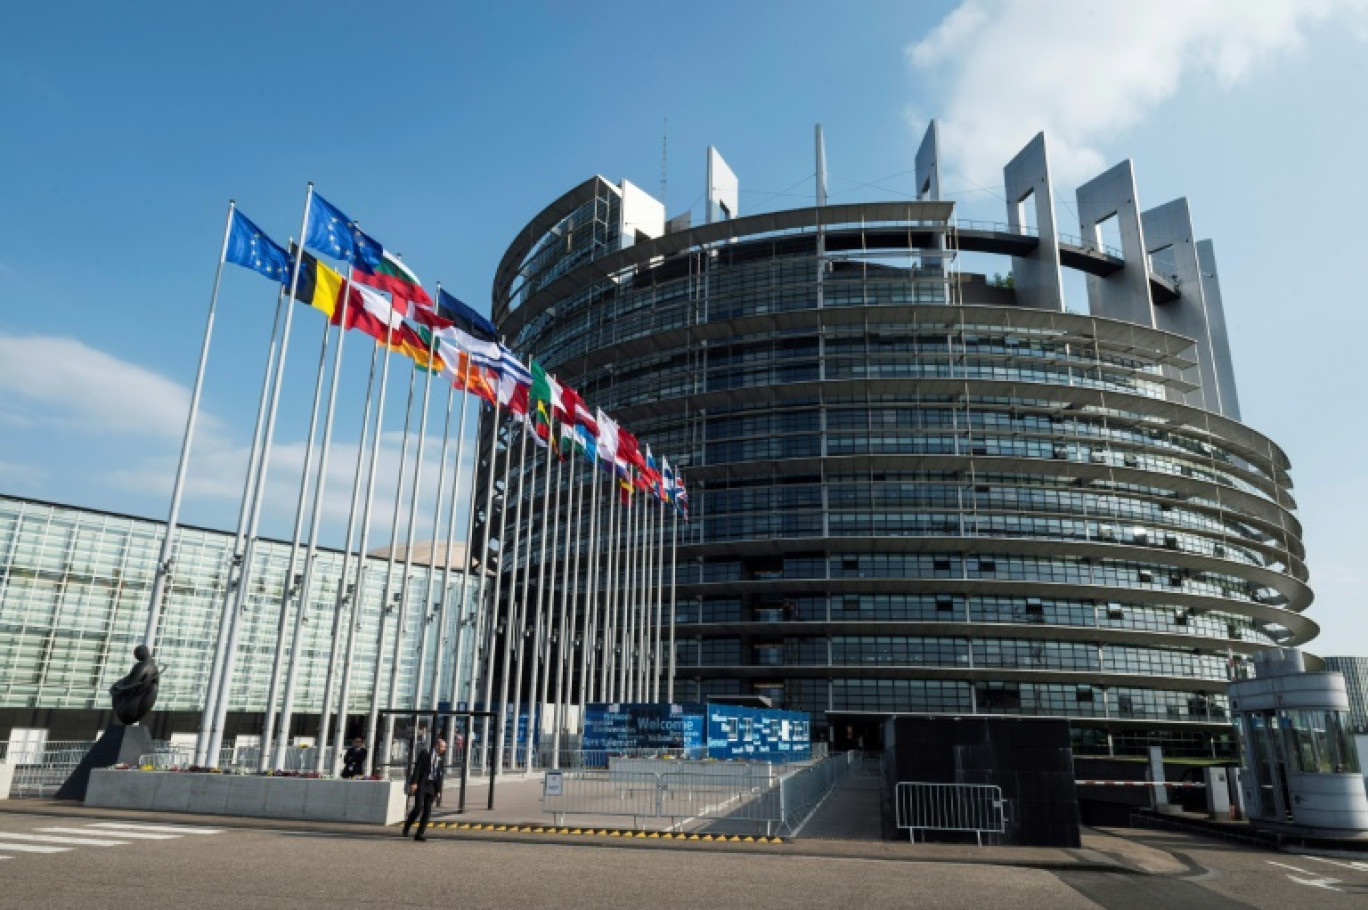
[226,210,291,284]
[305,192,383,270]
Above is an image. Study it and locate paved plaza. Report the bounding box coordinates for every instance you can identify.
[1,773,1366,910]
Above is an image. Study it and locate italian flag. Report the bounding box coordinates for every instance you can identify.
[356,249,432,315]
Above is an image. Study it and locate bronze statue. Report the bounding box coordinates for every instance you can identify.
[109,645,160,724]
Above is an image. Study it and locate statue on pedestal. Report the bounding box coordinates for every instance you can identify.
[109,645,160,725]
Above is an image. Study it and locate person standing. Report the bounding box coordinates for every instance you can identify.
[402,737,446,841]
[340,736,367,778]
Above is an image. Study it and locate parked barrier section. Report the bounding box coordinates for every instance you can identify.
[894,781,1007,845]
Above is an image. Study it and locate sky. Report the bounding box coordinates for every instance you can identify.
[1,1,1366,654]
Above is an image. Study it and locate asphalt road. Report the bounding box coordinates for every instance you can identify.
[0,811,1365,910]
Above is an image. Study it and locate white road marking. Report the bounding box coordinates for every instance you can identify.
[1266,860,1342,892]
[36,827,179,840]
[1303,855,1368,875]
[87,822,223,835]
[0,833,129,847]
[1268,861,1310,873]
[0,844,72,854]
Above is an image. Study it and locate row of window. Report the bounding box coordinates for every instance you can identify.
[690,552,1280,606]
[687,676,1231,721]
[678,593,1272,642]
[677,635,1232,680]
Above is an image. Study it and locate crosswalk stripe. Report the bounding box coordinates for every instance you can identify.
[88,822,222,835]
[0,844,73,854]
[37,827,180,840]
[0,833,129,847]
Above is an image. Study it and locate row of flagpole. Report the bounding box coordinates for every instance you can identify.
[145,184,690,775]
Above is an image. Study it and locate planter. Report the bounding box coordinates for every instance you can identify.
[85,769,407,825]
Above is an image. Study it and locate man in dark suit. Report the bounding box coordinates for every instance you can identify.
[402,737,446,841]
[340,736,367,778]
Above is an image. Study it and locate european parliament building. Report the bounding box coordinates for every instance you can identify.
[492,125,1314,757]
[0,494,477,748]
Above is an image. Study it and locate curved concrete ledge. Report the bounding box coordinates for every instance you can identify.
[84,768,407,825]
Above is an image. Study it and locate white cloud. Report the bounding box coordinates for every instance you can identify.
[0,332,214,440]
[907,0,1368,190]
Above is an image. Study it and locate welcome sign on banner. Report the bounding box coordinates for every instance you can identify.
[583,703,810,762]
[583,703,707,754]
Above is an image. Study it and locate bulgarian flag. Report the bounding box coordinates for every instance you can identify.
[406,323,447,374]
[356,250,431,316]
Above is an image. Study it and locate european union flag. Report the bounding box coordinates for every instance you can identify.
[305,192,383,270]
[226,210,291,284]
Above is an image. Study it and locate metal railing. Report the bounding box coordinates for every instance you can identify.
[2,740,100,798]
[894,781,1008,846]
[774,750,856,833]
[954,219,1037,238]
[543,754,852,836]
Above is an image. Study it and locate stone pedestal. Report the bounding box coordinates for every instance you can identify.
[54,723,155,801]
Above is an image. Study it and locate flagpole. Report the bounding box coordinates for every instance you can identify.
[499,424,536,773]
[467,398,503,768]
[648,492,659,697]
[447,391,494,723]
[366,364,419,774]
[486,419,527,772]
[581,456,602,716]
[206,185,315,766]
[409,328,450,714]
[574,455,596,719]
[637,491,650,701]
[601,480,619,701]
[625,493,640,701]
[145,200,236,655]
[528,446,563,770]
[554,449,583,759]
[426,342,471,716]
[194,283,284,766]
[273,267,357,770]
[260,307,335,771]
[433,374,473,737]
[608,486,625,701]
[637,493,650,700]
[601,481,618,700]
[625,489,638,701]
[316,333,379,767]
[640,494,655,699]
[341,325,398,776]
[666,500,680,703]
[652,494,667,702]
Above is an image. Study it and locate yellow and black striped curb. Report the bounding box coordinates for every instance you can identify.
[426,822,784,844]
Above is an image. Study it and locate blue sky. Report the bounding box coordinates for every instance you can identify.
[2,1,1366,654]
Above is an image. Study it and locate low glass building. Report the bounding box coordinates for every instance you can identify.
[0,495,477,744]
[1324,657,1368,733]
[490,129,1315,757]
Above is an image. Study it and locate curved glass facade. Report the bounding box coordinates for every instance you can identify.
[494,186,1313,757]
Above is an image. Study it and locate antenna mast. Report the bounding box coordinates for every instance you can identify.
[660,118,668,209]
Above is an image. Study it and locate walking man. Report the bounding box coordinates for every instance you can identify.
[402,737,446,841]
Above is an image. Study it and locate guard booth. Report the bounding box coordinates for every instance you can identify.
[1228,648,1368,836]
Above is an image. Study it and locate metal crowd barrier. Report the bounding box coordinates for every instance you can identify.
[543,754,853,836]
[2,740,99,798]
[774,751,855,833]
[894,781,1008,846]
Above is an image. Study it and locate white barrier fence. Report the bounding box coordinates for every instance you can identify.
[894,781,1008,846]
[542,753,853,836]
